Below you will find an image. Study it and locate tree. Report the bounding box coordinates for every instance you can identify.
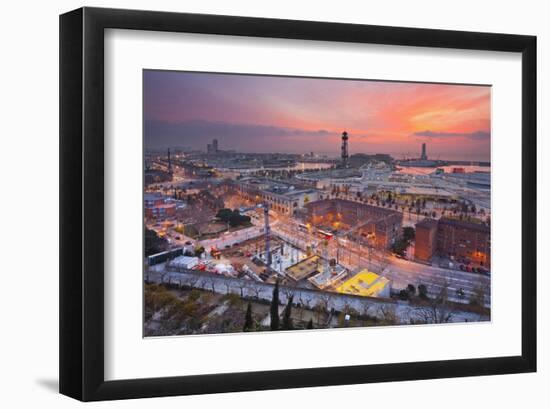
[223,281,232,295]
[270,280,280,330]
[402,226,415,242]
[215,208,251,227]
[243,302,254,332]
[398,289,410,300]
[282,295,294,330]
[469,281,486,308]
[207,277,216,292]
[184,224,199,238]
[414,281,455,324]
[144,228,169,256]
[236,280,249,298]
[378,304,397,325]
[391,239,408,256]
[418,284,428,300]
[251,286,263,299]
[229,212,251,227]
[194,245,205,257]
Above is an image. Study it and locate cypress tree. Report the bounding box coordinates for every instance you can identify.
[243,301,253,332]
[270,280,280,330]
[282,295,294,330]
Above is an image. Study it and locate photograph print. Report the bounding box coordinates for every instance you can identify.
[143,70,491,337]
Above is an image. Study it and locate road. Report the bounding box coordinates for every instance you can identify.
[271,219,491,308]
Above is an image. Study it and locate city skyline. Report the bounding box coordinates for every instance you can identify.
[144,70,491,161]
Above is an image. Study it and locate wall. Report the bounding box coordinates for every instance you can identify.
[0,0,547,407]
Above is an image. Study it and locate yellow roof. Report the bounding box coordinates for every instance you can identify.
[335,270,389,297]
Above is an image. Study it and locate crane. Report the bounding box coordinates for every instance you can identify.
[238,202,272,268]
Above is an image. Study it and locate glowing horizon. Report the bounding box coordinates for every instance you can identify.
[144,70,491,161]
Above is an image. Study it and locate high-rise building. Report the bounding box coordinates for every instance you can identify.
[420,143,427,160]
[207,139,219,154]
[341,131,349,168]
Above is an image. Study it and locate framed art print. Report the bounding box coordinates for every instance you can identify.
[60,7,537,401]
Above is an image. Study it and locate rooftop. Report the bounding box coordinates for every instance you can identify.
[144,192,164,201]
[335,270,390,298]
[306,198,402,218]
[285,255,322,281]
[240,177,318,197]
[416,218,439,229]
[308,264,347,289]
[439,217,490,233]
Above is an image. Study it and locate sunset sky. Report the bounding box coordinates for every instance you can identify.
[144,70,491,161]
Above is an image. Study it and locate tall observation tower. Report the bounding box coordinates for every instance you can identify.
[341,131,349,168]
[420,143,427,161]
[167,148,172,174]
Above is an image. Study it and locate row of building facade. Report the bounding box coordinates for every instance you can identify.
[305,199,403,249]
[415,217,491,268]
[236,177,323,216]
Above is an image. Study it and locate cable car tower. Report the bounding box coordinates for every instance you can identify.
[341,131,349,168]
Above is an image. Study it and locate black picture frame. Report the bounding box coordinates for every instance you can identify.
[59,7,537,401]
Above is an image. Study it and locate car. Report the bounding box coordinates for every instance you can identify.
[252,257,265,267]
[478,267,490,276]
